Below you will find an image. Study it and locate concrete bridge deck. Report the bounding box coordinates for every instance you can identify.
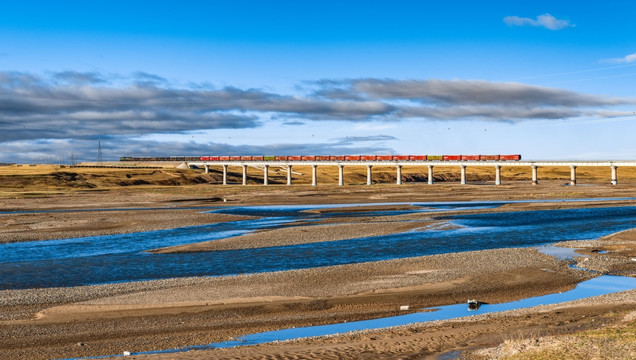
[188,160,636,186]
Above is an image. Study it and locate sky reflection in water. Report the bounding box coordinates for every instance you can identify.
[2,201,636,289]
[97,275,636,359]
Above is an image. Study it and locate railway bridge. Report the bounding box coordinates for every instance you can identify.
[187,160,636,186]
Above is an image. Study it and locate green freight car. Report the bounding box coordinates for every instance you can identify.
[427,155,443,160]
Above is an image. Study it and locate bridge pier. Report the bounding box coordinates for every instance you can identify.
[312,165,318,186]
[188,160,636,188]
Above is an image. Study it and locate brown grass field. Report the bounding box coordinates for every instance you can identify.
[1,162,636,195]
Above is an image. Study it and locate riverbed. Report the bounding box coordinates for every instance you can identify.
[2,197,636,360]
[2,200,636,289]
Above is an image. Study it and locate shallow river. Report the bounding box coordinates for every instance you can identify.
[2,200,636,290]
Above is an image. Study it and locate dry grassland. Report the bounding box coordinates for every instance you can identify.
[2,162,636,195]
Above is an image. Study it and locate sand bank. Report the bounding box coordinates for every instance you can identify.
[1,246,593,359]
[0,210,254,243]
[151,220,435,253]
[151,199,636,253]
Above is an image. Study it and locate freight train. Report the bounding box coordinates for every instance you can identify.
[120,155,521,162]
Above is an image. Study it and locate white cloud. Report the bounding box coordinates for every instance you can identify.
[504,13,574,30]
[2,71,635,162]
[603,52,636,64]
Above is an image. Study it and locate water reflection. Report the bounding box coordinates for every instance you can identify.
[109,275,636,358]
[213,275,636,348]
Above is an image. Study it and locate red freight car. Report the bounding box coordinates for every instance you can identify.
[193,154,521,162]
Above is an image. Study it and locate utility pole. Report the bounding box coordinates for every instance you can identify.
[97,140,103,163]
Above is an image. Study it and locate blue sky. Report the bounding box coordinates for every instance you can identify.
[1,0,635,162]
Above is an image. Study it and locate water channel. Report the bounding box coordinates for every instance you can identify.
[110,275,636,358]
[2,200,636,290]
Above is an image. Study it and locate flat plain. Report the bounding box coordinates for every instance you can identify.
[1,164,636,359]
